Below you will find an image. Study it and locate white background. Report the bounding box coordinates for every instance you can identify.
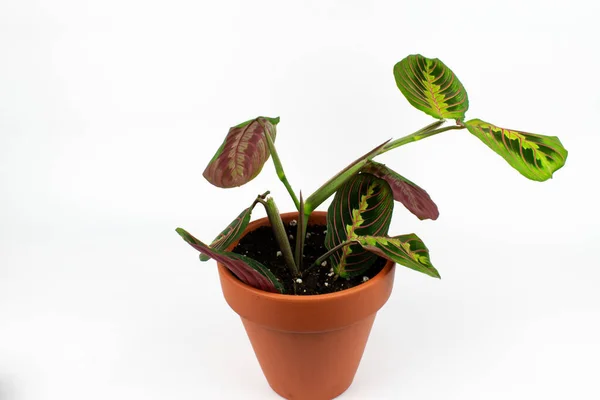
[1,0,599,399]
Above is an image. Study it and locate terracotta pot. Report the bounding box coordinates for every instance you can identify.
[218,211,396,400]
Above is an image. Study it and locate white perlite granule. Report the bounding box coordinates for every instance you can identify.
[276,251,282,257]
[321,261,327,267]
[289,219,297,227]
[362,276,369,282]
[295,278,303,284]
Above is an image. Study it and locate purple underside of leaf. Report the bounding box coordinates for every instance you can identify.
[176,228,281,293]
[203,117,277,188]
[362,161,439,220]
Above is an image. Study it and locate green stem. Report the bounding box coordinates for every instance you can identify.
[294,193,305,270]
[259,197,299,277]
[313,239,356,269]
[383,123,465,153]
[260,120,300,210]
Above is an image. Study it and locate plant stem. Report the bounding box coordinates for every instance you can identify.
[383,122,465,153]
[294,193,305,270]
[260,120,300,210]
[258,197,299,277]
[304,139,390,216]
[312,240,356,269]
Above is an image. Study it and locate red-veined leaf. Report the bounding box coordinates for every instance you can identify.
[362,160,439,220]
[356,234,440,278]
[394,54,469,120]
[176,228,283,293]
[465,119,568,181]
[203,116,279,188]
[325,173,394,278]
[199,192,269,261]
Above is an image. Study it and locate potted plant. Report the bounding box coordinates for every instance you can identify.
[176,54,568,400]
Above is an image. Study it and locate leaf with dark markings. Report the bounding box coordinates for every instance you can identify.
[176,228,283,293]
[356,234,440,278]
[394,54,469,120]
[199,193,267,261]
[203,116,280,188]
[325,173,394,278]
[362,160,439,220]
[465,119,568,181]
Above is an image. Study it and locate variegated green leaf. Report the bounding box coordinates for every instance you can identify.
[176,228,284,293]
[394,54,469,120]
[465,119,568,181]
[203,116,279,188]
[361,160,439,220]
[200,192,269,261]
[356,234,440,278]
[325,173,394,278]
[199,205,255,262]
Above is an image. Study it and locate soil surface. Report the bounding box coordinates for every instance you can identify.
[232,221,386,295]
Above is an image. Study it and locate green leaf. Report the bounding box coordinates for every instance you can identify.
[361,160,439,220]
[394,54,469,120]
[203,116,280,188]
[199,206,255,262]
[200,192,270,261]
[176,228,284,293]
[356,234,440,278]
[465,119,568,181]
[325,173,394,278]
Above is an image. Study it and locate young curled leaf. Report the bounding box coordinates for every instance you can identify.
[465,119,568,182]
[325,173,394,278]
[356,234,440,278]
[176,228,284,293]
[361,160,439,220]
[394,54,469,120]
[203,117,280,188]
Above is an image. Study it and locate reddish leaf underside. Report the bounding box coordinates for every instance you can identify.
[176,228,283,293]
[203,117,279,188]
[362,161,439,220]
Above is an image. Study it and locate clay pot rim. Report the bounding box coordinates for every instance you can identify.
[219,211,395,303]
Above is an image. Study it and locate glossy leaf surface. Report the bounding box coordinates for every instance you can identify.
[394,54,469,120]
[203,117,279,188]
[356,234,440,278]
[362,161,439,220]
[325,173,393,278]
[176,228,283,293]
[466,119,568,181]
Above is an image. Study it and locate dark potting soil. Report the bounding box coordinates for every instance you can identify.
[232,222,386,295]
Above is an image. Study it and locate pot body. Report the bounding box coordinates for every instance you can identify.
[218,212,395,400]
